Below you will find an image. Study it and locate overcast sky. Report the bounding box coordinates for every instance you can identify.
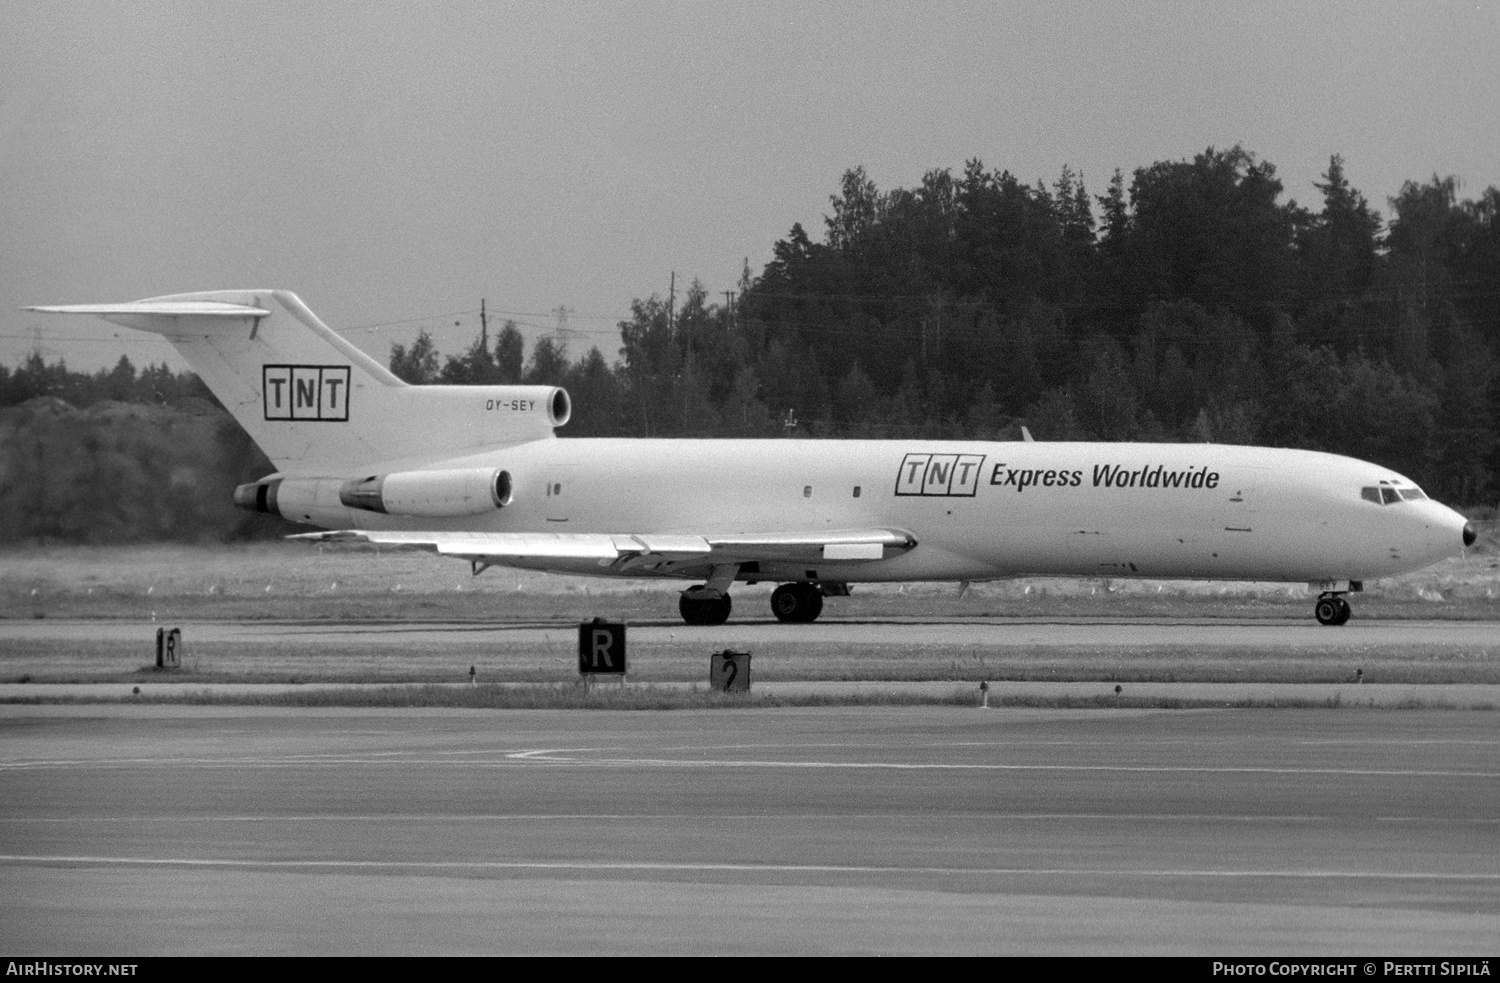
[3,0,1496,371]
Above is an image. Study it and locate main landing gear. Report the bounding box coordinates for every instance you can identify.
[679,586,732,626]
[770,582,823,623]
[679,564,738,626]
[1314,592,1352,626]
[677,580,833,625]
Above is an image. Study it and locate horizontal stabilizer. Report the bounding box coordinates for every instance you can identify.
[26,301,270,318]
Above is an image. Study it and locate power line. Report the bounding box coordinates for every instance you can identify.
[342,305,625,335]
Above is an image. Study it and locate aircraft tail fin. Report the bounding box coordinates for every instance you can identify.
[26,290,569,472]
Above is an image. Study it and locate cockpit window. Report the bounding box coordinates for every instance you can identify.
[1364,485,1425,505]
[1363,484,1428,505]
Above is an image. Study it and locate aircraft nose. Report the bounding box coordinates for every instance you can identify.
[1463,521,1477,548]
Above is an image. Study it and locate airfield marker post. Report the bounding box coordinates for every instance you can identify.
[154,627,181,669]
[709,651,751,693]
[578,618,627,688]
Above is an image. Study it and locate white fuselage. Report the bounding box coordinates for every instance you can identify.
[278,437,1470,586]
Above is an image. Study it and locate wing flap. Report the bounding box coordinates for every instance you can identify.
[292,529,700,561]
[293,527,915,566]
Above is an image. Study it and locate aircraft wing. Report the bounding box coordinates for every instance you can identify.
[292,528,916,568]
[26,301,271,318]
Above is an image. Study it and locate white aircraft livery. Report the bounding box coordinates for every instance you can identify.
[29,290,1477,626]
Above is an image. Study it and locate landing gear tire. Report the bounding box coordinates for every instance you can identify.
[679,590,732,626]
[1315,594,1352,626]
[771,583,824,623]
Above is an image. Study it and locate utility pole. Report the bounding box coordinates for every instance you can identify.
[552,305,574,345]
[668,272,676,338]
[479,298,488,350]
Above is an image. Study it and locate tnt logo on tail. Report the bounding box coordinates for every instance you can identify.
[263,365,351,421]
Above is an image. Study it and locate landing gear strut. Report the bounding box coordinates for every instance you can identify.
[1314,592,1352,626]
[770,582,824,623]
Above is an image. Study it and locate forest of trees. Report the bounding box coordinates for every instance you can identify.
[3,145,1498,541]
[0,352,215,409]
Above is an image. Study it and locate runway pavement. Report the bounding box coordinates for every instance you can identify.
[6,614,1500,652]
[2,704,1497,955]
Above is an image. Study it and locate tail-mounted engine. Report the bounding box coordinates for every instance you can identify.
[338,468,513,518]
[235,467,513,521]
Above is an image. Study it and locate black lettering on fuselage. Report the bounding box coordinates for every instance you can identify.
[1092,464,1220,489]
[990,465,1084,491]
[896,452,985,497]
[987,462,1223,492]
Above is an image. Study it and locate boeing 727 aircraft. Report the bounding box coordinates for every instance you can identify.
[28,289,1477,626]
